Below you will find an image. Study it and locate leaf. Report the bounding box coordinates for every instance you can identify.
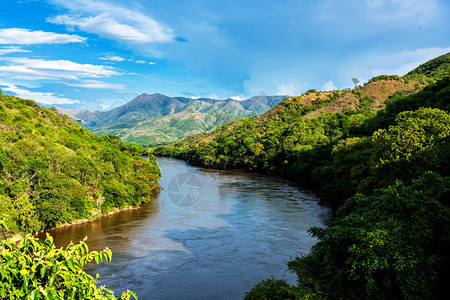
[46,234,53,246]
[66,258,74,270]
[30,289,36,300]
[48,272,56,287]
[128,290,138,300]
[40,266,46,278]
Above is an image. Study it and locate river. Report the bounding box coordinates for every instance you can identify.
[43,157,330,299]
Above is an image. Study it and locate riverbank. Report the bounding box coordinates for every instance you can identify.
[55,206,142,229]
[4,204,153,244]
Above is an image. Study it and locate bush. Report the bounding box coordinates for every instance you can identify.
[0,234,137,299]
[244,278,300,300]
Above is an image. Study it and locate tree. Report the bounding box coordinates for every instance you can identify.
[288,173,450,299]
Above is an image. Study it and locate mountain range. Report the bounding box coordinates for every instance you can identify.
[58,94,286,146]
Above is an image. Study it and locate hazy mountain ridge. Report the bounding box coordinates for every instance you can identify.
[58,94,286,146]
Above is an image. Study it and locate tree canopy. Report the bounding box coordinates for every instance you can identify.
[0,93,160,236]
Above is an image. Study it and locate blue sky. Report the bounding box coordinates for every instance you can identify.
[0,0,449,110]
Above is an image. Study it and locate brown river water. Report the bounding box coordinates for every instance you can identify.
[39,157,331,299]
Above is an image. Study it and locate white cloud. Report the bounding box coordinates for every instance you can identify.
[0,83,79,105]
[0,57,120,80]
[0,46,31,55]
[362,47,450,78]
[67,80,125,90]
[321,80,337,91]
[229,95,245,101]
[336,47,450,88]
[47,0,174,44]
[0,28,86,45]
[191,94,222,100]
[276,83,302,96]
[126,59,156,64]
[100,55,125,62]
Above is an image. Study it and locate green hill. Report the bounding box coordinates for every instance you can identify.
[155,53,450,298]
[404,51,450,83]
[0,92,160,237]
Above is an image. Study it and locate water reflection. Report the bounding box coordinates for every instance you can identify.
[41,157,331,299]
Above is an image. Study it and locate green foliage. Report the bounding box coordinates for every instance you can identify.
[0,234,137,299]
[244,278,301,300]
[289,173,450,299]
[372,108,450,166]
[0,93,160,234]
[368,74,402,83]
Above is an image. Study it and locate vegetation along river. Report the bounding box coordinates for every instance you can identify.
[41,157,331,299]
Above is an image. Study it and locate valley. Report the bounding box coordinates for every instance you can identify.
[58,94,286,146]
[1,51,449,299]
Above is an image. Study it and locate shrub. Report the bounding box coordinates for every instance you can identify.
[244,278,300,300]
[0,234,137,299]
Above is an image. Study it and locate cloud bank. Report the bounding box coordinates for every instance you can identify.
[0,82,80,105]
[0,28,86,45]
[47,0,174,44]
[0,57,120,80]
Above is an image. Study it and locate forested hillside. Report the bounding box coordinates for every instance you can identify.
[155,53,450,298]
[0,92,160,238]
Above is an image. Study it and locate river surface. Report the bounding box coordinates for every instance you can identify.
[43,157,330,299]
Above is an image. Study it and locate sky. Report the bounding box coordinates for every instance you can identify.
[0,0,449,110]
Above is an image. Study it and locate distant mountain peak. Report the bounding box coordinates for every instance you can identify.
[149,92,168,97]
[134,93,168,99]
